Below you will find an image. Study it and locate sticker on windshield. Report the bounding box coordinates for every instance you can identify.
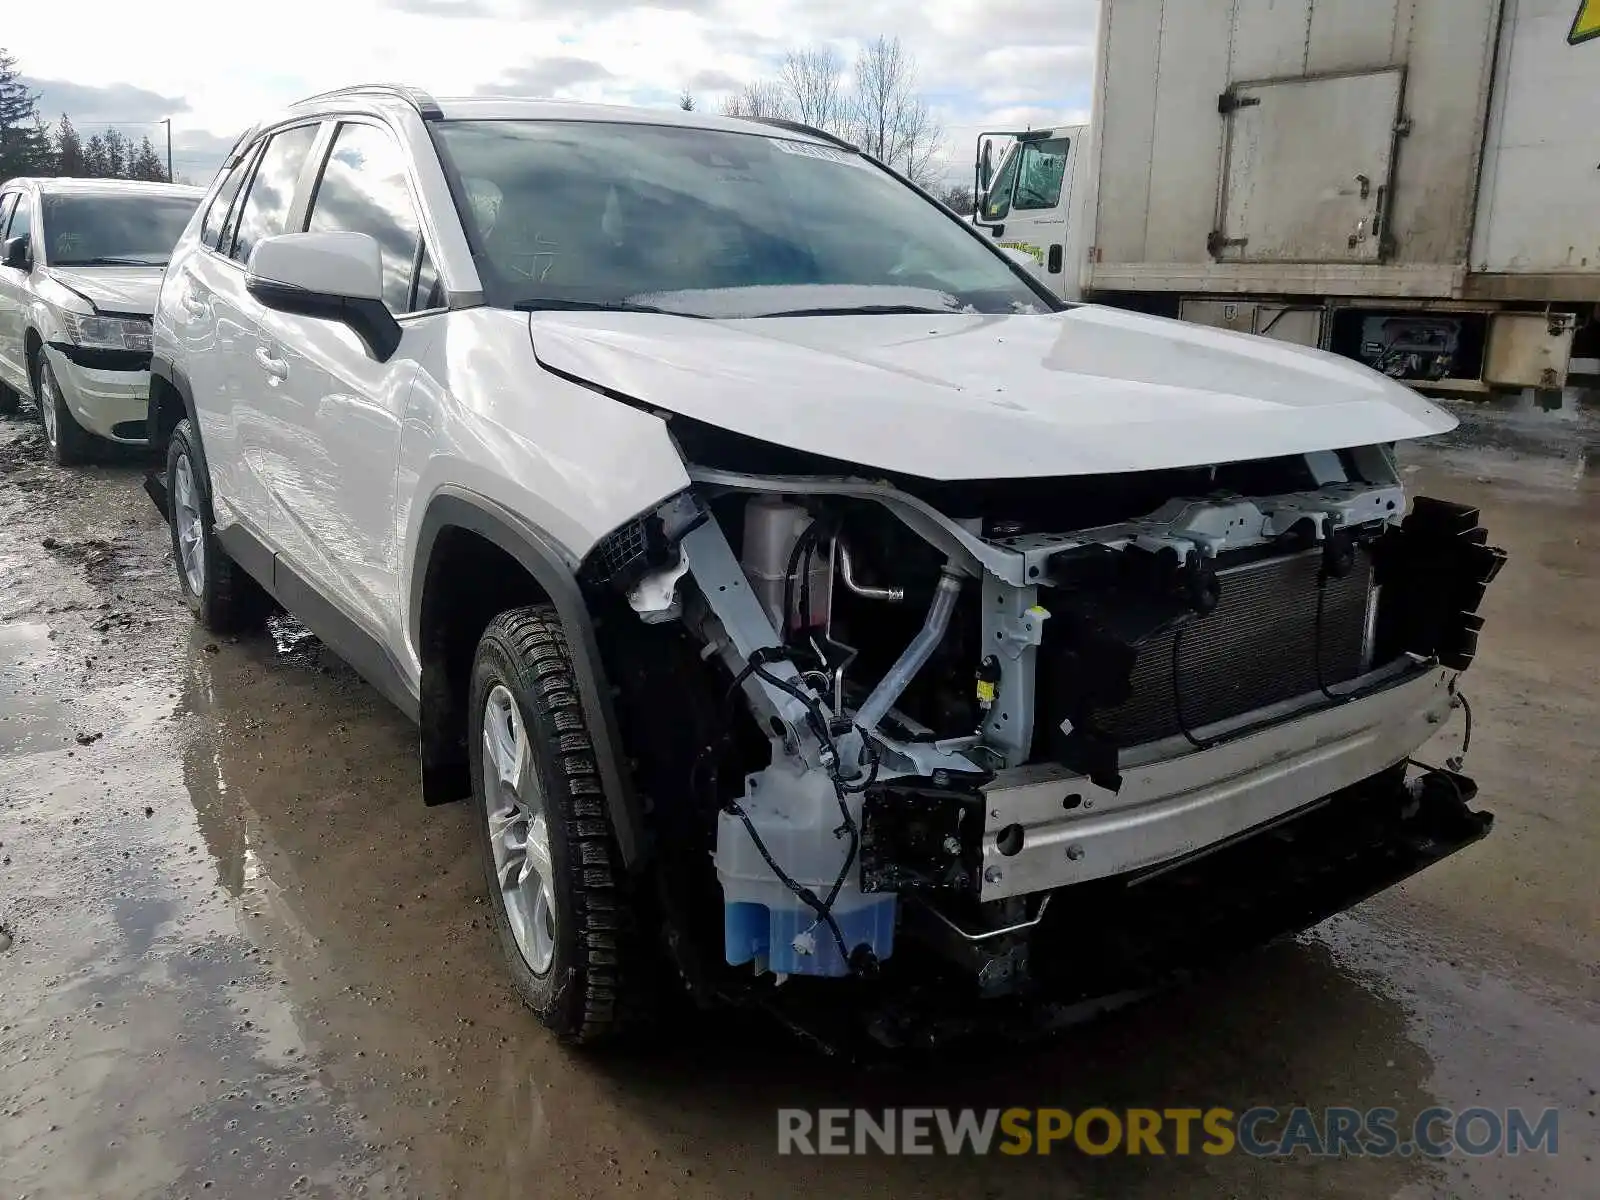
[767,138,860,166]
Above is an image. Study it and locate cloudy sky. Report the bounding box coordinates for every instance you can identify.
[8,0,1095,186]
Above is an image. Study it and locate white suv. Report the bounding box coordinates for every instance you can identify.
[149,85,1503,1048]
[0,178,203,462]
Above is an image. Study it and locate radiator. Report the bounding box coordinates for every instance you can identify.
[1091,548,1374,747]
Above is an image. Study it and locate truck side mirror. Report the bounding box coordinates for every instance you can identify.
[980,141,994,192]
[2,237,28,270]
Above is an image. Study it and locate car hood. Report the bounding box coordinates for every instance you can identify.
[527,305,1456,480]
[45,266,164,317]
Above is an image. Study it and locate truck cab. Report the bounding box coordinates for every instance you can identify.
[972,125,1088,302]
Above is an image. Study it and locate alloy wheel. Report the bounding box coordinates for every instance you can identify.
[172,452,207,597]
[482,683,557,974]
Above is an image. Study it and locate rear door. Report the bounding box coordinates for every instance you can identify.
[168,145,260,516]
[198,121,325,552]
[0,191,33,391]
[248,117,442,638]
[1214,68,1405,263]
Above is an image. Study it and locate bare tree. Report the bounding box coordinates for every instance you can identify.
[719,34,946,183]
[679,89,696,112]
[779,46,847,137]
[896,98,945,189]
[849,36,944,187]
[851,35,908,160]
[720,80,789,120]
[938,183,973,214]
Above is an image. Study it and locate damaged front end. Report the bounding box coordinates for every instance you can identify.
[580,437,1505,1041]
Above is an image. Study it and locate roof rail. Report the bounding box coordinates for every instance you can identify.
[739,116,857,153]
[294,83,444,120]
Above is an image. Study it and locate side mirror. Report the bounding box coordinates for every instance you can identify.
[979,141,994,192]
[2,236,29,270]
[245,232,400,361]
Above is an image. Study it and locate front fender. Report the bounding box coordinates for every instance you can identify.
[411,488,649,866]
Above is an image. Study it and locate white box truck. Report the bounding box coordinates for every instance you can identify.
[974,0,1600,396]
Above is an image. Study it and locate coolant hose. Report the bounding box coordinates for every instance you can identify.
[854,565,965,735]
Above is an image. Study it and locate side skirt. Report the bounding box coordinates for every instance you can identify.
[215,522,420,724]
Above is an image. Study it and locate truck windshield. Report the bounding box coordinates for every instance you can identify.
[41,193,200,267]
[434,120,1051,318]
[1014,137,1070,210]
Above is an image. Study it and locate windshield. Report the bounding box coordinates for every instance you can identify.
[433,120,1051,318]
[40,192,200,267]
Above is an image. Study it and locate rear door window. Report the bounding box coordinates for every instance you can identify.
[201,150,257,251]
[229,123,321,265]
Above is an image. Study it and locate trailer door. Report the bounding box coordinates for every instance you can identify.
[1214,67,1405,264]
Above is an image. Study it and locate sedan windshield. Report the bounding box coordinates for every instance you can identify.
[433,119,1051,318]
[41,193,200,267]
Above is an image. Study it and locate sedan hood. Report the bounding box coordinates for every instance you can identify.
[528,305,1454,480]
[45,266,163,317]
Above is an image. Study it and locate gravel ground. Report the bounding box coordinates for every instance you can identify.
[0,399,1596,1199]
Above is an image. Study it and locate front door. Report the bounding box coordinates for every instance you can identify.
[250,118,442,641]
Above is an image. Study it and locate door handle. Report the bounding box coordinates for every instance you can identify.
[254,346,289,380]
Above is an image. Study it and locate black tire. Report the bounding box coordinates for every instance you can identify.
[469,605,652,1045]
[0,380,19,416]
[35,356,94,466]
[166,419,271,633]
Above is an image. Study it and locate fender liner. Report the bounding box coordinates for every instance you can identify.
[412,489,649,868]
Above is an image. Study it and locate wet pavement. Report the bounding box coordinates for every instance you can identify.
[0,401,1597,1199]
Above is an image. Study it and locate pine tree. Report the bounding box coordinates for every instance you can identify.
[32,114,54,172]
[0,49,53,179]
[54,114,84,176]
[131,136,166,181]
[83,132,108,177]
[103,127,127,179]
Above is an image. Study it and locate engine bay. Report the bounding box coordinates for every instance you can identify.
[581,440,1505,1003]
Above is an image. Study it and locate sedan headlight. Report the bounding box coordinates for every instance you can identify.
[60,311,153,354]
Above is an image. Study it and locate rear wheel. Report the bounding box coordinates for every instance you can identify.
[166,418,271,633]
[469,605,653,1044]
[35,358,93,466]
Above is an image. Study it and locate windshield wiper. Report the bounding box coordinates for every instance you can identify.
[513,297,700,317]
[62,256,167,267]
[754,304,959,317]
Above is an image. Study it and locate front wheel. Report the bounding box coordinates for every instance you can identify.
[469,605,654,1044]
[35,358,93,466]
[166,419,271,633]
